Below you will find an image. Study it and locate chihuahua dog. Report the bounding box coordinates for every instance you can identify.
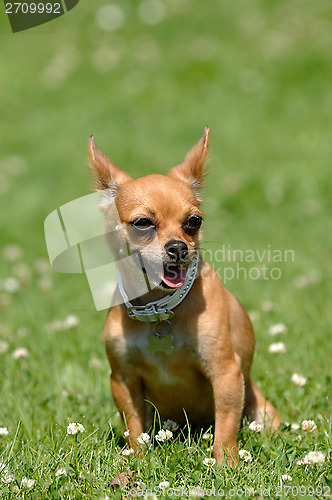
[89,127,280,466]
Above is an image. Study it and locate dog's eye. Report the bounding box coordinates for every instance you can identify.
[183,215,203,234]
[131,218,156,231]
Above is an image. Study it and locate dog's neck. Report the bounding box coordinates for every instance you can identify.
[117,255,199,322]
[127,287,174,307]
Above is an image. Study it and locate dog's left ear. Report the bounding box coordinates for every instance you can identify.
[167,126,209,203]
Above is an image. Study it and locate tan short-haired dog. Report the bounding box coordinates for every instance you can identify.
[89,127,279,466]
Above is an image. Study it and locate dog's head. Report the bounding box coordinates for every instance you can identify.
[89,127,209,294]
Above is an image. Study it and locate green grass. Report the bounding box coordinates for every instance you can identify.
[0,0,331,498]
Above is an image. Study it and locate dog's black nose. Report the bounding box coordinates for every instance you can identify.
[165,240,188,262]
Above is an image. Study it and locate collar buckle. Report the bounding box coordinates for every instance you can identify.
[128,304,174,322]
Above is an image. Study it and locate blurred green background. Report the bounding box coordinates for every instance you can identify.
[0,0,331,439]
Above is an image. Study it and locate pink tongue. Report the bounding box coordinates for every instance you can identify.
[162,266,186,288]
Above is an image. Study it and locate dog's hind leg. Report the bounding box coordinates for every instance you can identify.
[243,377,280,429]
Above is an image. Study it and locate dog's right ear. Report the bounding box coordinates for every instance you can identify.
[167,126,209,204]
[89,136,133,195]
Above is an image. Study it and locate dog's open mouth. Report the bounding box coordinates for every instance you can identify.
[160,264,187,289]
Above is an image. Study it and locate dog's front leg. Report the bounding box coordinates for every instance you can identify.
[211,359,244,466]
[110,372,145,448]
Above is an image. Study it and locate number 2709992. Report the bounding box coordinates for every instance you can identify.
[5,3,61,14]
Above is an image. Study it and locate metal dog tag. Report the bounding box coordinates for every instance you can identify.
[147,333,174,355]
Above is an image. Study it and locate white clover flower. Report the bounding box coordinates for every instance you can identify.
[38,276,53,293]
[91,45,122,73]
[291,373,307,387]
[55,467,67,477]
[296,457,309,466]
[21,477,35,490]
[261,301,275,312]
[0,340,9,355]
[301,420,317,433]
[202,457,216,467]
[3,277,20,293]
[0,339,10,355]
[122,448,134,457]
[137,0,166,26]
[155,429,173,442]
[202,431,213,440]
[305,451,325,465]
[66,422,85,435]
[88,358,103,369]
[143,494,158,500]
[34,258,50,273]
[162,419,179,432]
[249,420,263,432]
[95,4,125,32]
[2,244,24,262]
[112,458,125,467]
[158,481,170,489]
[0,427,9,436]
[268,341,286,353]
[268,323,287,335]
[12,262,32,285]
[248,310,260,322]
[49,315,79,332]
[64,315,80,329]
[291,423,300,431]
[48,319,64,331]
[239,449,253,462]
[17,326,30,337]
[293,271,321,289]
[189,486,205,498]
[281,474,292,481]
[137,432,150,445]
[41,47,81,91]
[0,462,8,475]
[123,430,130,438]
[12,347,29,359]
[1,473,15,484]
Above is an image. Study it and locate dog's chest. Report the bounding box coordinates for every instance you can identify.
[110,324,198,384]
[112,321,188,350]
